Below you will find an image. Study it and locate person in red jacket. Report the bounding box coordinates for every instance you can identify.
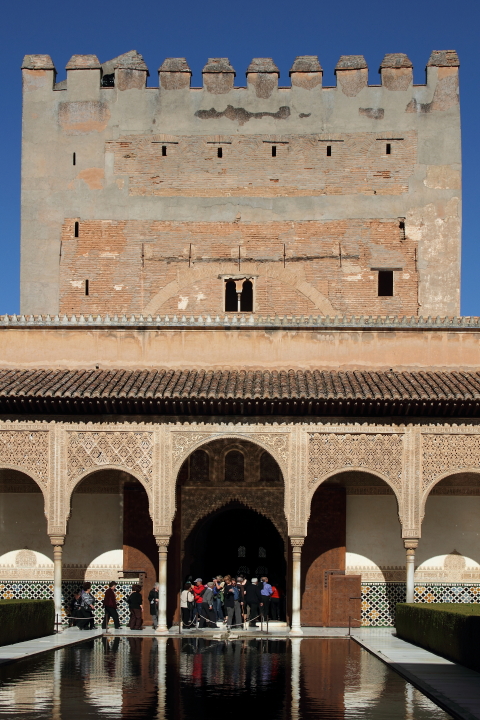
[192,578,205,625]
[270,583,281,621]
[102,581,120,629]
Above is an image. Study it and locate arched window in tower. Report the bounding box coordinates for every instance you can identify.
[260,451,280,482]
[225,280,237,312]
[225,450,244,483]
[258,546,266,558]
[238,545,246,558]
[190,449,209,483]
[240,279,253,312]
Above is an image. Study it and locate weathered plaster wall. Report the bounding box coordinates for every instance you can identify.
[63,493,123,569]
[0,494,51,558]
[0,325,479,370]
[21,51,461,317]
[345,495,404,580]
[417,496,480,571]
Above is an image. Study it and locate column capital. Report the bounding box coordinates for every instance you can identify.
[155,536,170,548]
[290,537,305,548]
[49,535,65,546]
[404,539,419,550]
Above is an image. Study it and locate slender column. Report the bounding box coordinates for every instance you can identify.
[290,538,304,636]
[155,537,169,634]
[50,535,65,626]
[404,540,418,603]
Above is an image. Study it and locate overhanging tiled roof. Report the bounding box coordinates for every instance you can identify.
[0,369,479,417]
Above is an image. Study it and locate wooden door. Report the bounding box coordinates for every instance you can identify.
[327,574,362,627]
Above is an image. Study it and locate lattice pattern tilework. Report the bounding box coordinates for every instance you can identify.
[361,583,406,626]
[0,580,136,626]
[362,583,480,626]
[415,583,480,604]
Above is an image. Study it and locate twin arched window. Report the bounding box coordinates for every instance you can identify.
[225,279,253,312]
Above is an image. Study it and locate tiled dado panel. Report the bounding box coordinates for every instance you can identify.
[1,579,479,627]
[59,218,416,317]
[362,583,480,626]
[0,580,136,626]
[106,132,417,198]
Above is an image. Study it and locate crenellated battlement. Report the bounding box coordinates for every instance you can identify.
[19,47,461,320]
[21,49,459,95]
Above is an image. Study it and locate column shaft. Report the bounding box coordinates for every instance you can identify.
[50,538,65,625]
[290,538,304,636]
[404,540,418,604]
[156,538,169,634]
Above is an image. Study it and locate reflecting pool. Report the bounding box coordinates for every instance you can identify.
[0,637,451,719]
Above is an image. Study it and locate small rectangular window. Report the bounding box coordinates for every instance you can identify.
[162,145,167,156]
[73,152,76,166]
[386,143,391,155]
[326,145,332,157]
[85,279,89,296]
[74,221,79,238]
[217,147,223,158]
[271,145,277,157]
[378,270,393,296]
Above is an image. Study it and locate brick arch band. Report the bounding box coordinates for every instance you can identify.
[143,263,334,315]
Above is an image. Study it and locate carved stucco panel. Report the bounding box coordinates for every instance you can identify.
[422,433,480,494]
[308,432,404,491]
[66,430,154,489]
[0,430,49,488]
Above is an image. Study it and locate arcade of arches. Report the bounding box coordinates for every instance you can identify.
[0,422,479,631]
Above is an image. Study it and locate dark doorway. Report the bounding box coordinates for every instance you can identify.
[184,503,286,588]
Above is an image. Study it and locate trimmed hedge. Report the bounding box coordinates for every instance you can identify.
[396,603,480,673]
[0,600,55,646]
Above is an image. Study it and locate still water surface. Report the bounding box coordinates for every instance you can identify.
[0,637,451,719]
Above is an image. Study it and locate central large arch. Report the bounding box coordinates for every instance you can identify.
[167,437,287,624]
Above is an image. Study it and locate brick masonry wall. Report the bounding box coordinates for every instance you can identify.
[106,131,417,198]
[60,218,418,316]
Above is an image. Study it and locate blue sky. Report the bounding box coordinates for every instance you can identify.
[0,0,478,315]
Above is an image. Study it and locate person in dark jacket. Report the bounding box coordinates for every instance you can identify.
[78,582,95,630]
[244,578,263,627]
[198,582,217,628]
[69,590,82,627]
[102,581,120,629]
[148,582,159,629]
[224,578,242,628]
[127,584,143,630]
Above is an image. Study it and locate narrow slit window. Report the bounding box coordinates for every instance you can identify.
[217,147,223,158]
[271,145,277,157]
[74,221,79,238]
[73,152,76,166]
[85,279,89,296]
[378,270,394,297]
[386,143,391,155]
[162,145,167,157]
[326,145,332,157]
